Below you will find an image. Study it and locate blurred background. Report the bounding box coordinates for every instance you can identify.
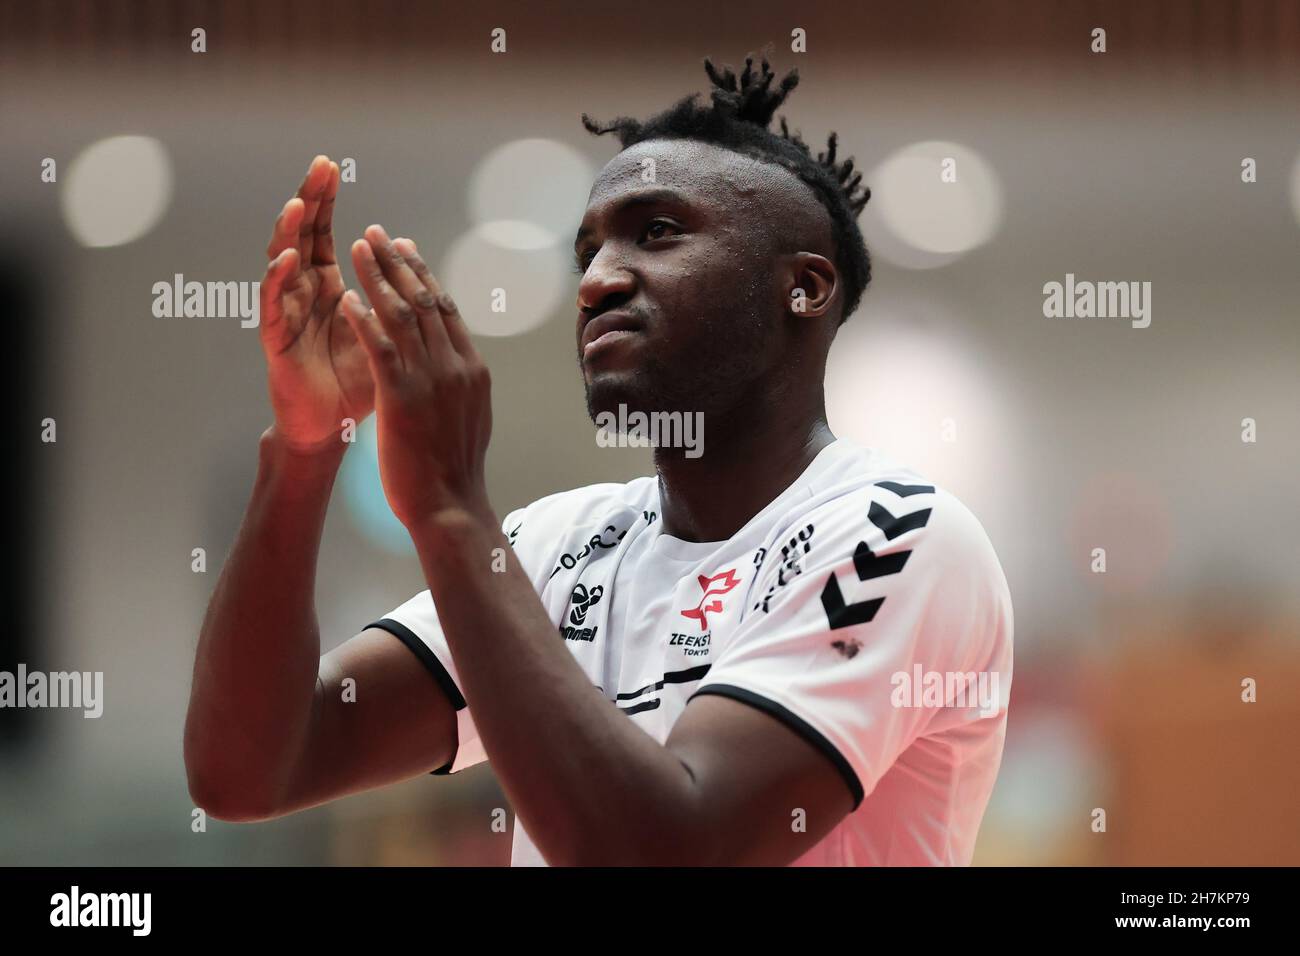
[1,0,1297,866]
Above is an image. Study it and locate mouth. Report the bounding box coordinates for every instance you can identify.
[580,311,644,358]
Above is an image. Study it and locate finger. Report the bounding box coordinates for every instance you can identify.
[339,290,401,381]
[350,237,424,361]
[433,288,477,364]
[266,198,304,261]
[258,248,300,352]
[267,200,320,301]
[363,225,442,339]
[295,155,332,264]
[392,237,461,358]
[312,161,340,266]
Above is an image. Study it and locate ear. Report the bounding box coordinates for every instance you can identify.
[785,252,838,320]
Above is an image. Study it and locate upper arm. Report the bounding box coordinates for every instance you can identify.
[665,693,854,865]
[275,627,459,815]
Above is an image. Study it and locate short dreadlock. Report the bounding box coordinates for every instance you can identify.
[582,54,872,324]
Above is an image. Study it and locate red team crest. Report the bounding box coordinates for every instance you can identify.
[680,568,742,630]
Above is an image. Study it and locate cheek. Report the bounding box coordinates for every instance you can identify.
[644,264,711,326]
[645,242,774,344]
[713,239,775,303]
[659,246,752,307]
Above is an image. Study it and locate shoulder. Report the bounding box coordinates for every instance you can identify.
[782,441,1004,581]
[757,447,1011,646]
[502,475,655,548]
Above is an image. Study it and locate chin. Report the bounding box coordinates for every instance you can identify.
[582,371,656,424]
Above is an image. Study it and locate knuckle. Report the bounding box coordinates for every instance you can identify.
[413,290,438,311]
[393,304,416,325]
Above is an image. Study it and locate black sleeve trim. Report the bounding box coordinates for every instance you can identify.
[689,683,865,811]
[367,618,466,711]
[366,617,464,776]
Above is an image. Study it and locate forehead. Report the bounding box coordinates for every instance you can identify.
[582,139,796,218]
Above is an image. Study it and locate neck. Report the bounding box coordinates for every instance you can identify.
[652,390,835,543]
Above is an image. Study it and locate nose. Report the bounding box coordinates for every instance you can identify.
[576,246,636,316]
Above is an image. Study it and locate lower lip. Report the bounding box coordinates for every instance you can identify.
[583,329,640,359]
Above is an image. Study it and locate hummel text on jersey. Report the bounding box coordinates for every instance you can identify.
[560,624,599,642]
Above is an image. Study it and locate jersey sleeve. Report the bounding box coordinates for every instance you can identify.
[689,484,1013,811]
[366,506,526,775]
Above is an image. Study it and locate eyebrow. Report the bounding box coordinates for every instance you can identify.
[573,187,691,250]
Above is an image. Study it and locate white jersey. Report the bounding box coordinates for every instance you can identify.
[369,438,1014,866]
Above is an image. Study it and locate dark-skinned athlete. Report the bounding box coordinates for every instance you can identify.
[184,55,1013,866]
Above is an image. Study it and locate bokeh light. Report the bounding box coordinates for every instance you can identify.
[61,135,173,248]
[438,222,571,336]
[825,296,1020,514]
[468,137,595,245]
[864,140,1003,270]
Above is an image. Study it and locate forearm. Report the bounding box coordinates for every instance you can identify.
[184,425,346,816]
[412,508,704,866]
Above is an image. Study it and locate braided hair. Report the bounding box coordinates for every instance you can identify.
[582,54,872,323]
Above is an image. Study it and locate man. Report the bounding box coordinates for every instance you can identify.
[184,55,1013,866]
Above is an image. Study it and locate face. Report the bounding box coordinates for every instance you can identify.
[572,139,795,424]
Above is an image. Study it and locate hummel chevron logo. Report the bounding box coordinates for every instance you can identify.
[821,578,884,630]
[869,500,932,539]
[873,480,935,498]
[820,501,932,631]
[852,539,910,580]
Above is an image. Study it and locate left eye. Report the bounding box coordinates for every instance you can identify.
[643,220,679,241]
